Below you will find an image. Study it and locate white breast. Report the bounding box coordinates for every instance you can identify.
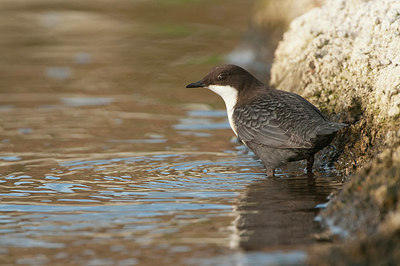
[208,85,238,136]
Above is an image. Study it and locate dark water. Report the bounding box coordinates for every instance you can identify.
[0,0,342,265]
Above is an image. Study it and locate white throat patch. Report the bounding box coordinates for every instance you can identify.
[208,85,238,136]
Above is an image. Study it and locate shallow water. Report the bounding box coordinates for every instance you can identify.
[0,0,342,265]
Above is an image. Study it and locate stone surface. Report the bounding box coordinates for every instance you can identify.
[271,0,400,121]
[271,0,400,172]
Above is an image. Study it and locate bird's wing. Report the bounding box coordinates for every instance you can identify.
[233,98,313,149]
[285,91,328,121]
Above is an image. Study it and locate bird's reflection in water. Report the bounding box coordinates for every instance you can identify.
[233,168,341,250]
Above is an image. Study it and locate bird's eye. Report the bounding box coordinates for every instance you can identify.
[217,73,227,81]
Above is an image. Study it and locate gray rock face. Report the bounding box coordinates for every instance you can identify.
[271,0,400,121]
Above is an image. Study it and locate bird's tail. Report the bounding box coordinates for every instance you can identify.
[316,122,348,136]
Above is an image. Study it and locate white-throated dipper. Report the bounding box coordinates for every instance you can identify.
[186,64,347,176]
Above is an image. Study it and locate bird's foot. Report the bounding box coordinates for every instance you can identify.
[267,168,275,177]
[306,155,314,177]
[306,170,314,178]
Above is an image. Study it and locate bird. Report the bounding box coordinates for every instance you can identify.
[186,64,347,176]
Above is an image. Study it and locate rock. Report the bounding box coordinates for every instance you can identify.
[271,0,400,122]
[271,0,400,176]
[268,0,400,263]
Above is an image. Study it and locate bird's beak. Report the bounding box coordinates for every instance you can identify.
[186,80,206,88]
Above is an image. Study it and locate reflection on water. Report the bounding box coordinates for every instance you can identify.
[191,250,307,266]
[0,0,342,265]
[0,148,265,264]
[234,173,341,250]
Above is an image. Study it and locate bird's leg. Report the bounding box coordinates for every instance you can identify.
[267,168,275,177]
[306,155,314,176]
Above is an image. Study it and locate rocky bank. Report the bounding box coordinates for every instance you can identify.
[256,0,400,263]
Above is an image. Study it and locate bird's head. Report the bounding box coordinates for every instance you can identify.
[186,64,265,107]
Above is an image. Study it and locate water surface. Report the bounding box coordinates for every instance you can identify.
[0,0,342,265]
